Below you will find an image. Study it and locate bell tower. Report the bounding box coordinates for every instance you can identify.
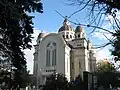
[58,16,75,41]
[75,26,86,39]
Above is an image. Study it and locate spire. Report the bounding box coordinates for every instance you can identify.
[63,16,70,26]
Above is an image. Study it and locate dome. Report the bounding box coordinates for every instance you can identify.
[75,26,84,33]
[58,17,74,32]
[58,25,74,32]
[37,33,45,39]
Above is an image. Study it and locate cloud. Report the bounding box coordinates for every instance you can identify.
[105,11,120,21]
[92,12,120,41]
[96,47,111,61]
[104,11,120,30]
[92,31,112,40]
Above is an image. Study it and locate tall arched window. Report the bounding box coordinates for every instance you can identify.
[79,61,81,69]
[46,43,51,66]
[66,35,68,38]
[63,35,65,38]
[46,42,57,67]
[52,42,56,66]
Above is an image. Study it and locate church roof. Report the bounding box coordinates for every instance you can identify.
[58,17,74,32]
[75,26,84,33]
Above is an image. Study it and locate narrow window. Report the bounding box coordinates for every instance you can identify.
[52,50,55,66]
[63,35,65,38]
[46,43,51,67]
[79,61,81,69]
[75,35,77,38]
[66,35,68,38]
[52,43,56,66]
[46,50,50,66]
[54,49,56,65]
[78,34,80,38]
[46,42,56,67]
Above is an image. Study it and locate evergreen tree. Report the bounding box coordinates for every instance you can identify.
[0,0,43,89]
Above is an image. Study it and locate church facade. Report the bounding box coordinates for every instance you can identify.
[33,18,96,85]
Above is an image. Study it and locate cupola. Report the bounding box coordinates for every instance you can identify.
[58,16,74,32]
[75,26,84,33]
[75,26,86,38]
[58,16,75,41]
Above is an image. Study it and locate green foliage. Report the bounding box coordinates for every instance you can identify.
[96,61,116,72]
[42,73,70,90]
[42,74,85,90]
[12,69,31,89]
[95,61,120,89]
[0,70,11,89]
[0,0,43,89]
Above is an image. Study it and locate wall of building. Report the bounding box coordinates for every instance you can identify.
[69,38,90,79]
[73,48,86,79]
[65,45,71,81]
[34,33,73,84]
[38,34,65,73]
[33,30,96,85]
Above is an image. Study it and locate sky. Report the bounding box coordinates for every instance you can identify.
[24,0,114,74]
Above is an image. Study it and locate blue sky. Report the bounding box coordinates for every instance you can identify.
[25,0,113,73]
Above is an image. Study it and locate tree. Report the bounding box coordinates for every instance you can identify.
[42,73,70,90]
[95,60,120,89]
[0,69,11,89]
[65,0,120,64]
[67,0,120,26]
[0,0,43,89]
[111,30,120,62]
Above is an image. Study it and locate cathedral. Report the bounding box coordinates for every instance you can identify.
[33,17,96,85]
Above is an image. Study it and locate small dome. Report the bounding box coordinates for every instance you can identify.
[37,33,45,39]
[58,16,74,32]
[58,25,74,32]
[75,26,84,33]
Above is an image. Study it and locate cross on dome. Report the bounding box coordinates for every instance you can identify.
[63,16,70,26]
